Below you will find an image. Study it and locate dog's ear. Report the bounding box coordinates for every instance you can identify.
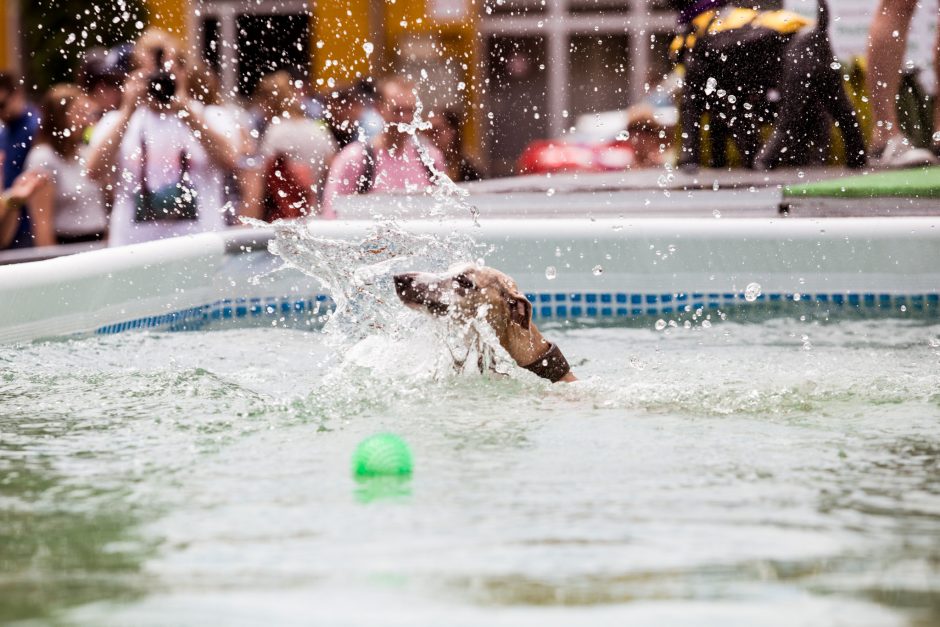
[507,292,532,330]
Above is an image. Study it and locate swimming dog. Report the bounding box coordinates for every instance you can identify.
[393,264,576,383]
[672,0,866,170]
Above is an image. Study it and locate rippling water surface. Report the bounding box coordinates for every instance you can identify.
[1,317,939,626]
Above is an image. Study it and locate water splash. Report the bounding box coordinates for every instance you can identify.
[744,282,762,302]
[254,217,479,342]
[397,94,481,226]
[248,92,498,382]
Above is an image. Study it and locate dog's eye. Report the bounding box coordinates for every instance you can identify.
[454,274,475,290]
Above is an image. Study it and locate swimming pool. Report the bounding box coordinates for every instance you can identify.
[2,192,939,625]
[2,317,938,625]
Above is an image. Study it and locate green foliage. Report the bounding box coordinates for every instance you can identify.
[19,0,149,92]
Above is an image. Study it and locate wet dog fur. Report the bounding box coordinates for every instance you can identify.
[394,264,576,382]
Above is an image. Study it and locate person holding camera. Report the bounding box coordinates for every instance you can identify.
[86,29,238,247]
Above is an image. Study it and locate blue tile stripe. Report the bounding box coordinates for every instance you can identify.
[94,295,336,335]
[93,291,940,335]
[525,291,939,319]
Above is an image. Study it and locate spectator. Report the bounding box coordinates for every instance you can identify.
[291,69,327,121]
[188,59,253,223]
[0,72,40,250]
[867,0,938,166]
[188,59,253,138]
[86,28,239,247]
[77,46,129,123]
[325,80,382,148]
[247,71,337,221]
[428,109,483,182]
[19,85,108,247]
[0,154,45,249]
[625,105,674,168]
[323,76,445,213]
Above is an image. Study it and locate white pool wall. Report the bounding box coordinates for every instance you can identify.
[0,216,938,344]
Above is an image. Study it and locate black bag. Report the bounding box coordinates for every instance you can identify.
[134,128,198,223]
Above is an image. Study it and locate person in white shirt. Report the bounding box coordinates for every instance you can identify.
[22,84,108,247]
[86,28,238,247]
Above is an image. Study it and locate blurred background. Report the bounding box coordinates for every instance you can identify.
[0,0,935,176]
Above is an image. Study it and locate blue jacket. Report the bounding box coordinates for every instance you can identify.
[1,105,40,249]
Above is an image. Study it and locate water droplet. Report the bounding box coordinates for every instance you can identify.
[744,282,762,302]
[545,266,557,280]
[705,77,717,95]
[830,61,841,70]
[592,265,603,276]
[933,131,940,142]
[654,319,667,331]
[712,208,722,218]
[701,319,712,328]
[362,42,374,56]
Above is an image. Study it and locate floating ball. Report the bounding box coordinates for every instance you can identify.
[352,433,413,478]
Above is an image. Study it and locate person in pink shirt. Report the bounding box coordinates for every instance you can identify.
[322,76,444,217]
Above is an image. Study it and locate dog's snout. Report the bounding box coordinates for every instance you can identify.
[394,273,416,296]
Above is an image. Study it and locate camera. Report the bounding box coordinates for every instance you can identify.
[148,48,176,104]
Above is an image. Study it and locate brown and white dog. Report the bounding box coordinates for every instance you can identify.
[393,264,576,383]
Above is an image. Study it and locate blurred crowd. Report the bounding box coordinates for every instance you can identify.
[0,28,482,251]
[1,2,937,252]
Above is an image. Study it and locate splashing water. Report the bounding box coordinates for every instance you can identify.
[397,94,481,226]
[247,92,503,383]
[744,282,762,302]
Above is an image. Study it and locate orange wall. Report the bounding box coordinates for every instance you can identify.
[144,0,187,37]
[313,0,374,88]
[0,0,12,72]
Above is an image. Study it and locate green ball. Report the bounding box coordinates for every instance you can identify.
[352,433,413,478]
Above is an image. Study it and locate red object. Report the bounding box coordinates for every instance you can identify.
[516,139,635,175]
[263,154,316,222]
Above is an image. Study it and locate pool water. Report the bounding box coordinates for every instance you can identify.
[1,317,939,626]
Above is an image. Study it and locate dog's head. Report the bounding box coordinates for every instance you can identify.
[393,264,532,335]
